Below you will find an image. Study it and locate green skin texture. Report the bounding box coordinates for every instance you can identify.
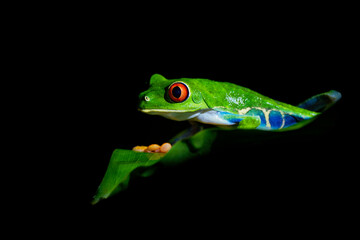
[138,74,320,131]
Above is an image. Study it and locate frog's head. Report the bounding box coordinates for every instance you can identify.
[138,74,208,121]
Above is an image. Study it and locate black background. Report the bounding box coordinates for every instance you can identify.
[16,5,357,234]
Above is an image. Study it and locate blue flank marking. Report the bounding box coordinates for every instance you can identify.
[284,115,297,127]
[247,109,306,130]
[247,109,267,128]
[218,111,243,124]
[219,109,309,129]
[283,114,304,128]
[269,111,283,129]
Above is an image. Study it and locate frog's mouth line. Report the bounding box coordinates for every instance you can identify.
[139,109,199,113]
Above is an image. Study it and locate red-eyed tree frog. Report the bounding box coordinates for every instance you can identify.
[138,74,341,131]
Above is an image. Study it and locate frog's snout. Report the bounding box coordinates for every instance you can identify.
[138,91,150,110]
[138,97,148,111]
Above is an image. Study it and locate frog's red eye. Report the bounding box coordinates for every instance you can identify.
[168,82,189,103]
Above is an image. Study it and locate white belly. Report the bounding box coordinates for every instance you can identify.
[194,110,235,125]
[141,109,235,126]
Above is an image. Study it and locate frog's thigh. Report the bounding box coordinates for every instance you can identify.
[236,116,261,129]
[217,112,260,129]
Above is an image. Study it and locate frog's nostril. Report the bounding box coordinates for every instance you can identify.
[144,96,150,102]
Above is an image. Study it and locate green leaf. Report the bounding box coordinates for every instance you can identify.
[91,150,163,205]
[92,128,218,204]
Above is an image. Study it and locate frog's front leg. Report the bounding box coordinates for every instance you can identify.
[132,122,203,153]
[169,121,203,144]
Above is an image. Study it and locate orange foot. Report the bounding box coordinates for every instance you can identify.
[132,143,172,153]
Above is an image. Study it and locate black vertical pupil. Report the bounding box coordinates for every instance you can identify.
[172,86,182,98]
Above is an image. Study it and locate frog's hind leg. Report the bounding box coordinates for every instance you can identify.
[236,116,262,129]
[217,112,261,129]
[297,90,342,113]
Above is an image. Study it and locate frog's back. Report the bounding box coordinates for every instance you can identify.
[198,80,315,114]
[198,79,321,130]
